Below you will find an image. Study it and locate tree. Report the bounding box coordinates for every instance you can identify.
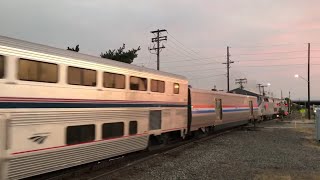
[100,44,140,64]
[67,45,80,52]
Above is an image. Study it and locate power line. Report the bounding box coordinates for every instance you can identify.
[167,38,199,57]
[165,43,198,59]
[189,73,226,80]
[165,32,222,65]
[236,57,306,62]
[161,61,224,68]
[167,32,201,56]
[234,63,320,68]
[161,54,226,63]
[173,67,226,73]
[232,50,306,57]
[230,43,302,49]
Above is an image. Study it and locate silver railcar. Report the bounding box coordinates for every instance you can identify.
[189,88,259,132]
[0,36,188,179]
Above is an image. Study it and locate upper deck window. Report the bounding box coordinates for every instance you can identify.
[0,55,4,78]
[103,72,125,89]
[173,83,180,94]
[151,79,165,93]
[18,59,58,83]
[130,76,147,91]
[68,66,96,86]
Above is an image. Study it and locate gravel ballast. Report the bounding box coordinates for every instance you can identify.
[103,120,320,180]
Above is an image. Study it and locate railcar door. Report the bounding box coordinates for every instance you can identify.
[0,115,9,180]
[215,99,222,120]
[249,100,254,116]
[149,110,162,130]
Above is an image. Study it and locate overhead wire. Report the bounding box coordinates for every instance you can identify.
[167,32,201,56]
[173,67,226,73]
[229,42,302,49]
[189,73,226,80]
[231,50,306,57]
[233,63,320,68]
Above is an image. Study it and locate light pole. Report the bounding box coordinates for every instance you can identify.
[294,74,311,120]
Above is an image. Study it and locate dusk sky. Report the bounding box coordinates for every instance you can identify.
[0,0,319,100]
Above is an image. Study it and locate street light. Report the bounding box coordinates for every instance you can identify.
[294,74,311,120]
[294,74,308,82]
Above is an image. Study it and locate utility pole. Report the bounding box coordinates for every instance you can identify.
[235,78,247,89]
[288,91,291,114]
[223,46,234,92]
[261,85,267,96]
[149,29,167,70]
[308,43,311,120]
[257,84,263,95]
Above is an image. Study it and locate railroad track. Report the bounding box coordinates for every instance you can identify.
[26,124,257,180]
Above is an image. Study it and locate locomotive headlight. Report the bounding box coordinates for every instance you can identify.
[174,84,180,89]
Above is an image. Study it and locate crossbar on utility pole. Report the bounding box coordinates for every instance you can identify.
[235,78,247,89]
[149,29,167,70]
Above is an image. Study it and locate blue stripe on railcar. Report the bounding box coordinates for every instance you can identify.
[192,108,259,114]
[0,102,187,108]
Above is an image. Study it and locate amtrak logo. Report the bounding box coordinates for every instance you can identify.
[29,133,50,144]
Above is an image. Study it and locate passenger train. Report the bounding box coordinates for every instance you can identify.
[0,36,281,179]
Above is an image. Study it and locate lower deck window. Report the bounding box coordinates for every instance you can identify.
[66,125,95,145]
[102,122,124,139]
[129,121,138,135]
[0,55,4,78]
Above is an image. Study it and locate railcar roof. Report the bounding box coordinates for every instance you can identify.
[191,88,257,98]
[0,35,187,80]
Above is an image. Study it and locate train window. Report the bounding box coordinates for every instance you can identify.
[66,124,95,145]
[130,76,147,91]
[173,83,180,94]
[0,55,4,78]
[149,110,162,130]
[102,122,124,139]
[129,121,138,135]
[68,66,96,86]
[68,66,81,85]
[104,72,125,89]
[18,59,58,83]
[151,79,165,93]
[83,69,96,86]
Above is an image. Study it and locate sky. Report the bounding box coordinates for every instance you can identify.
[0,0,319,100]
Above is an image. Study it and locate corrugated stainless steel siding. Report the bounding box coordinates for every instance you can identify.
[8,135,148,179]
[9,109,149,125]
